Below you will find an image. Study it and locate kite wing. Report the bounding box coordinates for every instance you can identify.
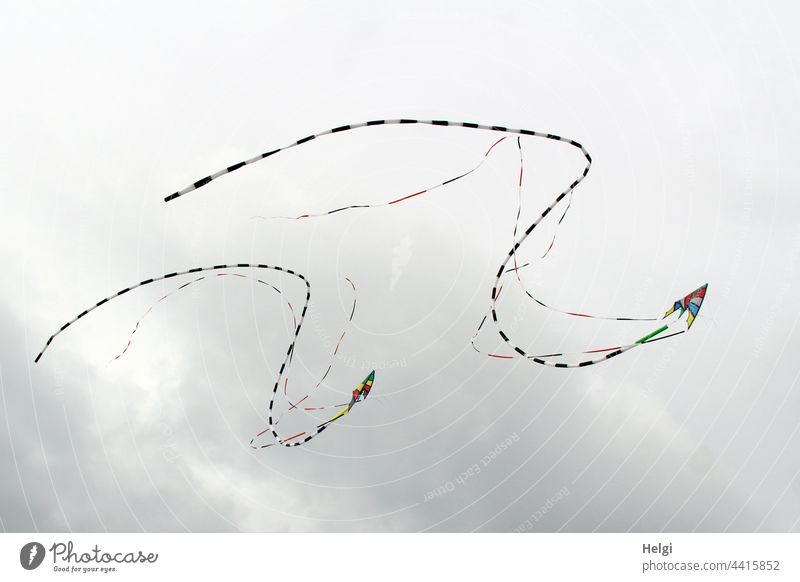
[664,283,708,329]
[357,369,375,400]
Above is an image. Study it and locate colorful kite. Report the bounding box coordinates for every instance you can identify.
[36,118,708,449]
[664,284,708,330]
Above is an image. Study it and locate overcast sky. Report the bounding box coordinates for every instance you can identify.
[2,1,799,532]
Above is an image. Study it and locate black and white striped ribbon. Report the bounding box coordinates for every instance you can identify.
[35,263,346,448]
[36,118,700,451]
[164,119,675,367]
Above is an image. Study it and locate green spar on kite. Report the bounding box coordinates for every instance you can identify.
[635,325,669,344]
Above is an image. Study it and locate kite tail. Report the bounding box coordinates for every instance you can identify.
[34,262,350,449]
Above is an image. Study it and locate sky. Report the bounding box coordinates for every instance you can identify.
[1,1,799,532]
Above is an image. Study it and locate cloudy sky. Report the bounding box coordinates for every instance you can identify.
[2,1,799,532]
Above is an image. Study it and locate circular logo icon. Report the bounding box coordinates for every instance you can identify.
[20,542,46,570]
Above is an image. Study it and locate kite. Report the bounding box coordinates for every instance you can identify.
[317,370,375,430]
[35,118,709,449]
[664,284,708,330]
